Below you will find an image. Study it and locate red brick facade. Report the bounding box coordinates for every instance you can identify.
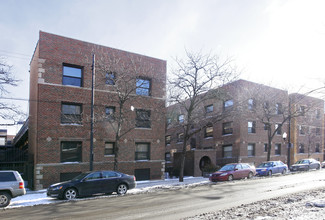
[166,80,324,176]
[29,31,166,189]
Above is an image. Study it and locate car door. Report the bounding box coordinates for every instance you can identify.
[241,164,252,178]
[102,171,120,193]
[234,164,244,179]
[310,160,317,169]
[78,172,103,196]
[273,162,279,174]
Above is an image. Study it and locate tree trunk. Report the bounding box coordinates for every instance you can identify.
[179,151,186,182]
[114,145,119,171]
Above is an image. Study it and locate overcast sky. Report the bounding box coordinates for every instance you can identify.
[1,0,325,134]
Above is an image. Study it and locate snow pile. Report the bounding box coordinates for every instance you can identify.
[184,188,325,220]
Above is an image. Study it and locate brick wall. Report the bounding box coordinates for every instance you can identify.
[29,31,166,189]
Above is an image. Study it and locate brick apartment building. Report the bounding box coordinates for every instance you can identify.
[27,31,166,189]
[166,80,324,177]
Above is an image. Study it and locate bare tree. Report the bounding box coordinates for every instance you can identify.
[168,51,239,182]
[94,53,165,171]
[0,57,23,122]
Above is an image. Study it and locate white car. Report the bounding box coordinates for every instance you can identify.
[0,170,26,207]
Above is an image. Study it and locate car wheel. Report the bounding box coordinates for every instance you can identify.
[0,192,11,208]
[63,188,78,200]
[267,170,272,176]
[282,169,286,174]
[248,172,253,179]
[228,175,233,181]
[117,184,128,195]
[316,165,320,170]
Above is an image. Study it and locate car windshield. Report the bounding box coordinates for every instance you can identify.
[257,162,272,168]
[71,173,89,181]
[296,160,309,164]
[219,164,236,171]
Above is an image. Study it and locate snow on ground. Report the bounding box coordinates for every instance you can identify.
[183,187,325,220]
[6,177,209,209]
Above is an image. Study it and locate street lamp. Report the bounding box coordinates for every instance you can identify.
[282,132,287,141]
[283,128,291,166]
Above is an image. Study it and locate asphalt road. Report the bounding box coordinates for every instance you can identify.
[2,170,325,220]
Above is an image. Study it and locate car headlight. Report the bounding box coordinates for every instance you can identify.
[220,173,227,176]
[52,185,63,191]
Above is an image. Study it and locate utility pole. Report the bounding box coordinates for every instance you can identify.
[90,54,95,171]
[287,98,291,167]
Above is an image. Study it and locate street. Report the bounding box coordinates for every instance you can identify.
[2,170,325,220]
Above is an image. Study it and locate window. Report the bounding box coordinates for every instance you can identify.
[264,123,270,130]
[264,143,268,152]
[104,142,115,156]
[61,103,82,124]
[248,98,255,110]
[63,64,82,87]
[102,171,120,178]
[223,145,232,158]
[135,109,151,128]
[276,103,282,114]
[275,124,282,135]
[135,143,150,160]
[316,143,320,153]
[167,118,171,125]
[165,135,171,145]
[178,114,184,123]
[316,109,321,119]
[299,125,306,135]
[274,144,281,155]
[247,143,255,157]
[299,106,305,115]
[316,127,321,136]
[85,172,101,181]
[105,106,115,120]
[223,99,234,111]
[165,153,171,162]
[136,78,151,96]
[61,141,82,163]
[204,124,213,138]
[298,144,304,154]
[263,101,269,110]
[0,172,16,182]
[177,133,184,142]
[105,72,116,85]
[205,104,213,113]
[248,121,256,133]
[190,138,196,149]
[222,122,233,135]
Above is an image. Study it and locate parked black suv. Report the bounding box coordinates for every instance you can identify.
[0,170,26,207]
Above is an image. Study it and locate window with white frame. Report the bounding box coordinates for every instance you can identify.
[247,143,255,157]
[248,121,256,133]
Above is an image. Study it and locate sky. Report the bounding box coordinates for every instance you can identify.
[1,0,325,134]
